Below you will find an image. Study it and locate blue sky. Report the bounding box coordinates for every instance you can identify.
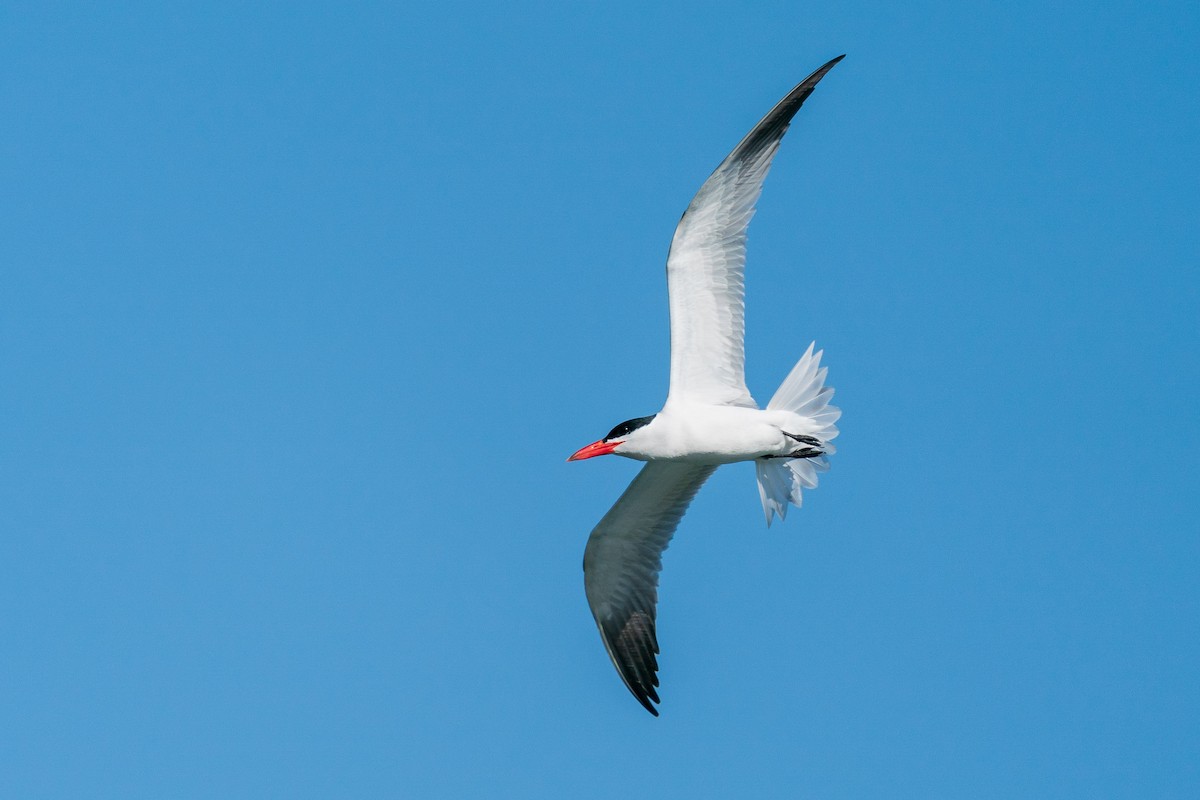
[2,2,1197,797]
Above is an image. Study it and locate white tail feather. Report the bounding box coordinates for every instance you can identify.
[756,343,840,526]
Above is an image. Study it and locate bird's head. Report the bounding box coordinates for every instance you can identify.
[568,414,657,461]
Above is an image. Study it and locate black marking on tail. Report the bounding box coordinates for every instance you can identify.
[771,432,825,459]
[786,433,823,447]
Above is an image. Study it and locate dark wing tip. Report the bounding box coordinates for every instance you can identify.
[788,53,846,106]
[602,611,665,716]
[799,54,845,92]
[715,54,846,177]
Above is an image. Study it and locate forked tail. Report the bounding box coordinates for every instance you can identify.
[755,343,840,526]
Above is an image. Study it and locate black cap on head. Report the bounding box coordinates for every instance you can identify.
[604,415,656,442]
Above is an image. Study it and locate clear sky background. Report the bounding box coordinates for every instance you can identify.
[2,2,1197,798]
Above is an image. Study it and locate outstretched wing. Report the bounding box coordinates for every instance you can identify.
[582,461,717,715]
[665,55,844,407]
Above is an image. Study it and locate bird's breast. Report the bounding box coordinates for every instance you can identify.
[632,406,790,464]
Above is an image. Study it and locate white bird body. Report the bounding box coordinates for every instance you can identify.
[569,56,845,716]
[612,405,820,464]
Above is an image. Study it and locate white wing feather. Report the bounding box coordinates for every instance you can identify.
[665,55,844,407]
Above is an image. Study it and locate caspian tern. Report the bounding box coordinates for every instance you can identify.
[568,55,845,716]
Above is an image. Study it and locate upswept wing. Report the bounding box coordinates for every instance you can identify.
[664,55,844,407]
[582,461,717,715]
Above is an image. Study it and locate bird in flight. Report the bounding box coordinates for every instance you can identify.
[568,55,845,715]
